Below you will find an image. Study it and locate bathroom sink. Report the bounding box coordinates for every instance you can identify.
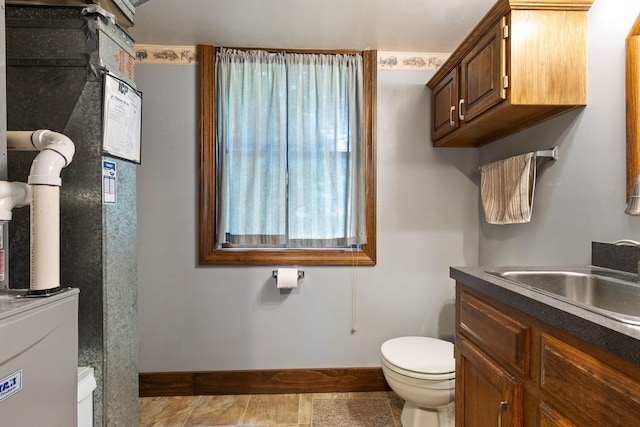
[484,268,640,325]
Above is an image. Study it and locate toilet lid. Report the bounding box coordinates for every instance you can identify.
[381,336,454,375]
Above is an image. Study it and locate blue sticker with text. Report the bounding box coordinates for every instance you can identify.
[0,370,22,403]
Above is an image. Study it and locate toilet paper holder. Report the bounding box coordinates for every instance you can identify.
[272,270,305,280]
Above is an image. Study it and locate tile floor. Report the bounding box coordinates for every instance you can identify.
[139,391,404,427]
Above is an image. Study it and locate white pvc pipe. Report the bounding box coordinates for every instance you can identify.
[7,130,75,186]
[6,131,37,150]
[6,130,75,292]
[0,181,31,222]
[29,130,75,183]
[29,149,66,186]
[31,185,60,291]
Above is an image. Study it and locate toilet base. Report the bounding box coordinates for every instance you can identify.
[400,401,455,427]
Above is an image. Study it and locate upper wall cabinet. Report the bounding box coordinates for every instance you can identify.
[427,0,594,147]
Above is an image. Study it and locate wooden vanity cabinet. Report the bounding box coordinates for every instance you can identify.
[428,0,593,147]
[456,283,640,427]
[456,290,528,426]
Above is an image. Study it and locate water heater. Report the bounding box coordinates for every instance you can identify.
[0,0,8,289]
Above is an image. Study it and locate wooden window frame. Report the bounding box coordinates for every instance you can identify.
[198,45,377,266]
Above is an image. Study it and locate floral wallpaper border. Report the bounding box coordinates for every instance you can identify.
[134,45,198,64]
[377,51,449,71]
[134,45,450,71]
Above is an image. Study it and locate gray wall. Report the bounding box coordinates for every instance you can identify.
[479,0,640,266]
[137,0,638,373]
[136,66,478,371]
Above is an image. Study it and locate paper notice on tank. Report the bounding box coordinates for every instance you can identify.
[102,73,142,163]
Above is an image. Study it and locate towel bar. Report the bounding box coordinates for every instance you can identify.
[479,147,558,170]
[535,147,558,160]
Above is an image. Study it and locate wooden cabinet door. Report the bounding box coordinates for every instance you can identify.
[540,334,640,427]
[456,336,524,427]
[431,66,459,141]
[539,402,578,427]
[460,18,506,122]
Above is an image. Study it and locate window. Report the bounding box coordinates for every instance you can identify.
[198,45,377,265]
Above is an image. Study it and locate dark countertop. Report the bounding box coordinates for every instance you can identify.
[451,266,640,365]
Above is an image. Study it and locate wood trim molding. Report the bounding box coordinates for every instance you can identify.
[507,0,594,10]
[198,45,216,265]
[363,50,378,264]
[197,45,377,266]
[139,367,390,397]
[627,14,640,199]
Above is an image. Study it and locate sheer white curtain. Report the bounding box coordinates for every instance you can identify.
[216,49,288,245]
[286,53,366,247]
[216,48,366,248]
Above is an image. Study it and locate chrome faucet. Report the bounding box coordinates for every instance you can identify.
[614,239,640,246]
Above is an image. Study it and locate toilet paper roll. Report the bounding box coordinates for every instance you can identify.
[276,268,298,289]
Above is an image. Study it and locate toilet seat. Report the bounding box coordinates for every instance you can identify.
[381,336,455,381]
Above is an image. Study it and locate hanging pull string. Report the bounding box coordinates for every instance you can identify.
[350,245,359,334]
[351,273,357,333]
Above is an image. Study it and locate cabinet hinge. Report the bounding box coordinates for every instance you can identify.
[503,75,509,89]
[503,24,509,39]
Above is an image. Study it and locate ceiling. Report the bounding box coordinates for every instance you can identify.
[129,0,497,53]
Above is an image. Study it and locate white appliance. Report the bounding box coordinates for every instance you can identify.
[0,288,79,426]
[77,366,96,427]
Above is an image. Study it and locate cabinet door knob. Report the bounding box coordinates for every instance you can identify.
[498,400,508,427]
[449,105,456,126]
[459,99,465,120]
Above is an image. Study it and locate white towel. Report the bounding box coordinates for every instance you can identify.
[480,152,536,224]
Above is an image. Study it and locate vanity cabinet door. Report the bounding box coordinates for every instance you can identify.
[431,67,459,141]
[539,402,578,427]
[456,336,524,427]
[540,334,640,427]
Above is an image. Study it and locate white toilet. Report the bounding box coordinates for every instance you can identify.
[381,336,455,427]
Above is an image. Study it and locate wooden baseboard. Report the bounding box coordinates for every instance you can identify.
[139,367,390,397]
